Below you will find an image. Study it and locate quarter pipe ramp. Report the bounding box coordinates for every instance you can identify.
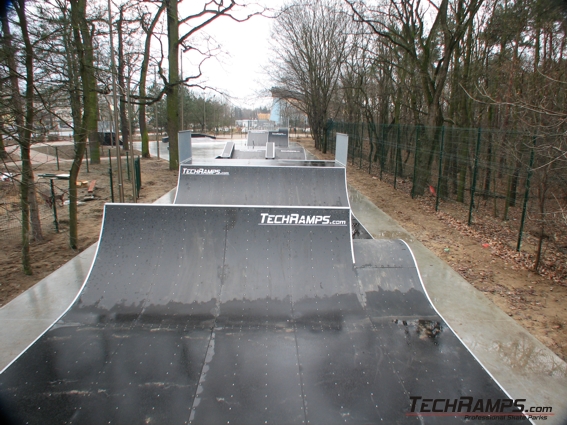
[0,204,529,424]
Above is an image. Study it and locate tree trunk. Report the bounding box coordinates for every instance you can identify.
[533,173,549,272]
[69,0,96,249]
[28,182,43,242]
[3,4,42,273]
[117,8,129,151]
[166,0,179,170]
[138,4,164,159]
[71,0,100,165]
[0,121,7,159]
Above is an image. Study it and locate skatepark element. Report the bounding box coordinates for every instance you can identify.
[174,161,348,206]
[231,146,305,160]
[266,141,275,159]
[174,161,372,239]
[213,129,304,160]
[246,129,289,148]
[217,142,306,160]
[0,204,529,424]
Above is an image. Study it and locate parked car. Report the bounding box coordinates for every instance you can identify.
[98,132,122,146]
[162,134,215,142]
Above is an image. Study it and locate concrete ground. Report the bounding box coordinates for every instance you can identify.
[1,143,566,423]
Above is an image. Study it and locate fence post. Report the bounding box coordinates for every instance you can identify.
[359,123,363,169]
[517,135,536,251]
[435,126,446,211]
[394,124,400,189]
[55,146,60,171]
[380,124,386,180]
[50,179,59,233]
[157,134,160,159]
[325,119,332,153]
[368,123,374,175]
[126,151,130,181]
[468,127,482,225]
[109,167,115,203]
[411,126,420,199]
[135,156,142,195]
[85,143,89,173]
[349,124,355,166]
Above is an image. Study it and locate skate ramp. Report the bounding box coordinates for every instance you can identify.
[174,162,348,206]
[0,204,528,424]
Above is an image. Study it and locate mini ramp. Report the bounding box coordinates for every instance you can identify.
[0,204,529,424]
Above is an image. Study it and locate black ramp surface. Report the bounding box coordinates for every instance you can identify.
[268,129,289,147]
[0,205,226,424]
[175,163,349,206]
[1,204,530,424]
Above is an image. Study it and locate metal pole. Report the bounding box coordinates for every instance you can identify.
[154,67,159,159]
[108,0,124,202]
[157,127,160,160]
[50,179,59,233]
[109,167,114,203]
[468,127,482,225]
[126,73,136,201]
[394,124,400,189]
[367,123,373,175]
[350,124,353,163]
[154,66,160,160]
[411,125,420,198]
[55,146,60,171]
[435,126,445,211]
[517,136,536,251]
[359,123,363,169]
[85,143,89,173]
[180,49,184,131]
[380,124,386,180]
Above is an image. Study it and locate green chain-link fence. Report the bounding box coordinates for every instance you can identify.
[326,121,566,259]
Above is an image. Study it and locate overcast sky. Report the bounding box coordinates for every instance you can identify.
[180,2,282,110]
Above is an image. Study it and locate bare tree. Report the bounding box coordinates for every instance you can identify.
[68,0,100,249]
[271,0,353,152]
[1,1,43,274]
[164,0,266,170]
[137,2,165,158]
[345,0,485,194]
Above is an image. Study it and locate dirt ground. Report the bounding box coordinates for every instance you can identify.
[297,138,567,362]
[1,138,566,363]
[0,147,178,307]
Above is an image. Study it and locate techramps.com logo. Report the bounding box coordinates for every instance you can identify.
[407,396,553,421]
[182,168,229,175]
[259,213,347,226]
